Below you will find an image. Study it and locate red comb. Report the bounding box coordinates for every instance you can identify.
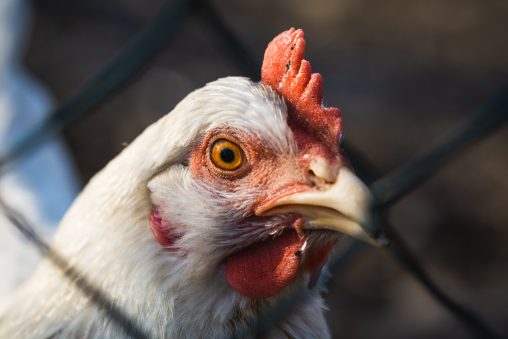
[261,28,342,148]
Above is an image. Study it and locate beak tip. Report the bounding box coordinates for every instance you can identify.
[257,167,380,246]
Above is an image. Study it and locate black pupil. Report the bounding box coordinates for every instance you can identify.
[220,147,236,163]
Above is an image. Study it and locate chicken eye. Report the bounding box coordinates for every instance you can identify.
[210,139,244,171]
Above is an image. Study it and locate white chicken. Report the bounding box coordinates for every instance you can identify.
[0,28,374,338]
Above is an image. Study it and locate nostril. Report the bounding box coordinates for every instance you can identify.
[307,169,319,187]
[308,158,339,184]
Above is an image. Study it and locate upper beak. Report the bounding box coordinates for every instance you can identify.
[256,167,378,246]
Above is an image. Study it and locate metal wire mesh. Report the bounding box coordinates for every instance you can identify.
[0,1,506,338]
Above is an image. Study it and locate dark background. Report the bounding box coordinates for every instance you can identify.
[24,0,508,337]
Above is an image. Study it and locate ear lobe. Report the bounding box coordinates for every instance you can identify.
[149,208,183,250]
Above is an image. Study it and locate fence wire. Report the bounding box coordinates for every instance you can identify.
[0,0,197,173]
[0,197,149,339]
[0,0,506,338]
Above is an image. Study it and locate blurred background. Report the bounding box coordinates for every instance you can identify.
[1,0,507,337]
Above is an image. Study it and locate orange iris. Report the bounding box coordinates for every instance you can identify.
[210,139,243,171]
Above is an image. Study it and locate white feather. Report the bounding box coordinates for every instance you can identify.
[0,77,330,338]
[0,0,78,315]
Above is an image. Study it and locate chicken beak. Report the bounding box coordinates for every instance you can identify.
[256,167,379,246]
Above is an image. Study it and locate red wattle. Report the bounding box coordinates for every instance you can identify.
[304,241,335,289]
[225,230,303,299]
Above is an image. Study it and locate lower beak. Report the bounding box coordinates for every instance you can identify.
[256,167,378,246]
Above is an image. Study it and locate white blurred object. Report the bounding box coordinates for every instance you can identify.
[0,0,79,311]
